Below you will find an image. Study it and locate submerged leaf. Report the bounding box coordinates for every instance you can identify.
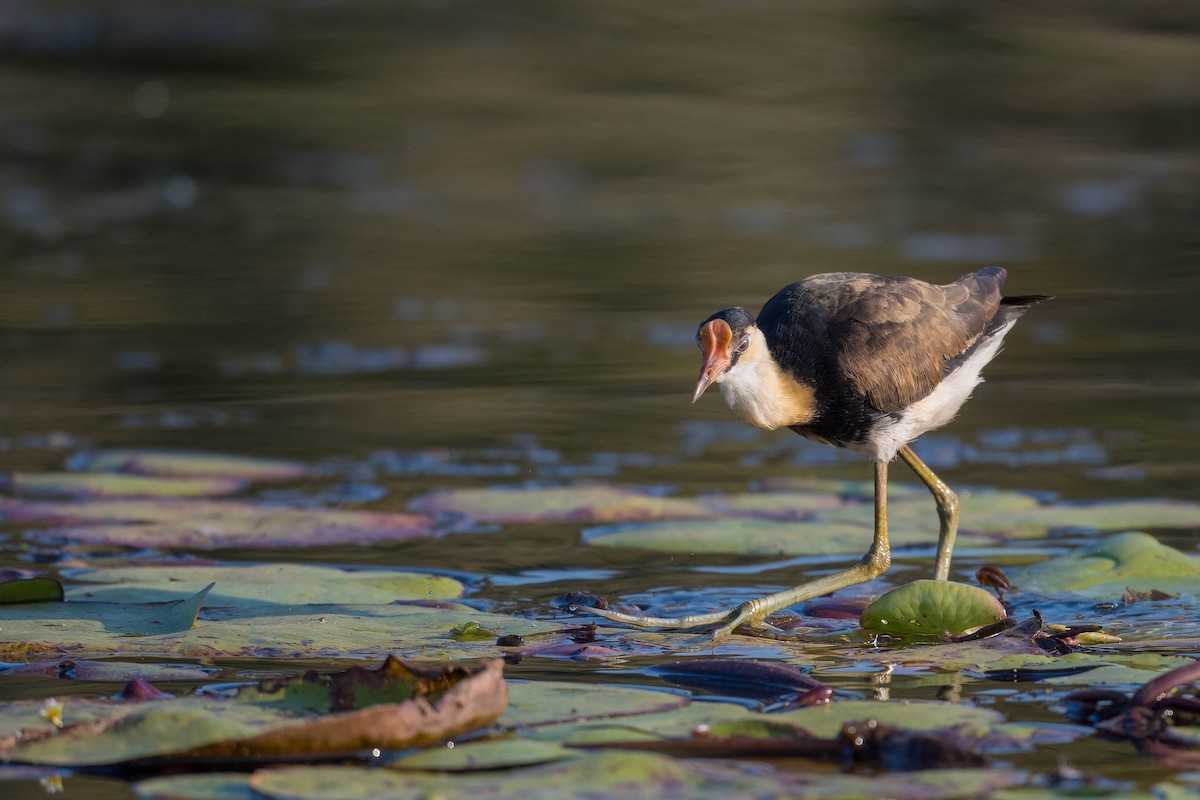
[0,578,64,605]
[860,580,1007,638]
[1007,532,1200,597]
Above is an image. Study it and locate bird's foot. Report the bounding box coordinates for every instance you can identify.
[577,600,781,642]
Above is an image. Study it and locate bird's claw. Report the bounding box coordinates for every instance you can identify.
[576,600,782,642]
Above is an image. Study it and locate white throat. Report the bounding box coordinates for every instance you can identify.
[715,328,814,430]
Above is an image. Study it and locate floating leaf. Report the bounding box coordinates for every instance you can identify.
[391,739,575,772]
[772,699,1005,740]
[2,472,246,499]
[501,681,692,729]
[860,581,1007,638]
[0,600,558,661]
[2,657,505,767]
[1006,532,1200,597]
[0,578,64,605]
[65,564,462,607]
[408,485,708,523]
[968,653,1194,686]
[752,478,926,500]
[69,449,312,482]
[1,660,215,683]
[971,499,1200,536]
[229,752,1026,800]
[5,498,434,549]
[697,491,845,519]
[583,518,993,556]
[150,582,214,634]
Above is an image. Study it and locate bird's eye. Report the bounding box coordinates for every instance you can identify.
[735,336,750,354]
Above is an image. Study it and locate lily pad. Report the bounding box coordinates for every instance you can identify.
[2,657,505,767]
[5,498,434,549]
[0,578,64,605]
[151,583,215,634]
[1,660,215,683]
[583,518,994,556]
[68,449,312,482]
[859,580,1007,638]
[65,564,463,607]
[1006,531,1200,597]
[968,652,1195,686]
[697,491,845,519]
[390,739,575,771]
[772,699,1005,739]
[137,760,1028,800]
[971,499,1200,536]
[2,472,247,499]
[0,600,558,661]
[408,485,708,523]
[501,681,691,729]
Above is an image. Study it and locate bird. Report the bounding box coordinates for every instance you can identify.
[586,266,1050,640]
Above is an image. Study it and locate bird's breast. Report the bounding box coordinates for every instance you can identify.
[717,350,816,431]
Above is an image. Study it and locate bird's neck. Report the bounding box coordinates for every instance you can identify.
[717,329,816,431]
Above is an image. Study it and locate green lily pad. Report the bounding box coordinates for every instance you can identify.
[408,485,708,523]
[2,657,505,767]
[753,478,926,500]
[65,564,463,607]
[136,762,1022,800]
[697,491,845,518]
[501,681,692,729]
[583,518,994,556]
[152,582,214,634]
[391,739,575,771]
[0,600,558,661]
[971,652,1195,686]
[772,699,1004,739]
[1006,531,1200,597]
[236,752,1024,800]
[70,449,312,482]
[5,498,434,549]
[2,472,247,499]
[133,773,256,800]
[1,659,214,683]
[247,754,719,799]
[860,580,1007,638]
[971,499,1200,536]
[0,577,64,605]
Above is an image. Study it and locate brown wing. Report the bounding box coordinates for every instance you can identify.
[815,269,1005,413]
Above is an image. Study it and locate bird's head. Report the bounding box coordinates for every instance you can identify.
[693,307,757,403]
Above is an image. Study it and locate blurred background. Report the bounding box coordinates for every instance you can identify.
[1,1,1198,502]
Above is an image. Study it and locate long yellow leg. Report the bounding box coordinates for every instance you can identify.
[897,445,959,581]
[582,460,894,640]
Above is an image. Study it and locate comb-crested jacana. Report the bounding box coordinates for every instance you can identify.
[587,266,1049,639]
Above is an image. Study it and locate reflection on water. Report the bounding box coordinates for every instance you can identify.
[0,3,1198,794]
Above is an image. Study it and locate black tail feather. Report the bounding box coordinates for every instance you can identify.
[1001,294,1054,307]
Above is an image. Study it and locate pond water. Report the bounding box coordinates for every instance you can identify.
[1,3,1198,798]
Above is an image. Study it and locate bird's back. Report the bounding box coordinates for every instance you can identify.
[756,267,1036,451]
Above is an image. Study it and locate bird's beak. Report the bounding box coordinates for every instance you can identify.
[693,319,733,403]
